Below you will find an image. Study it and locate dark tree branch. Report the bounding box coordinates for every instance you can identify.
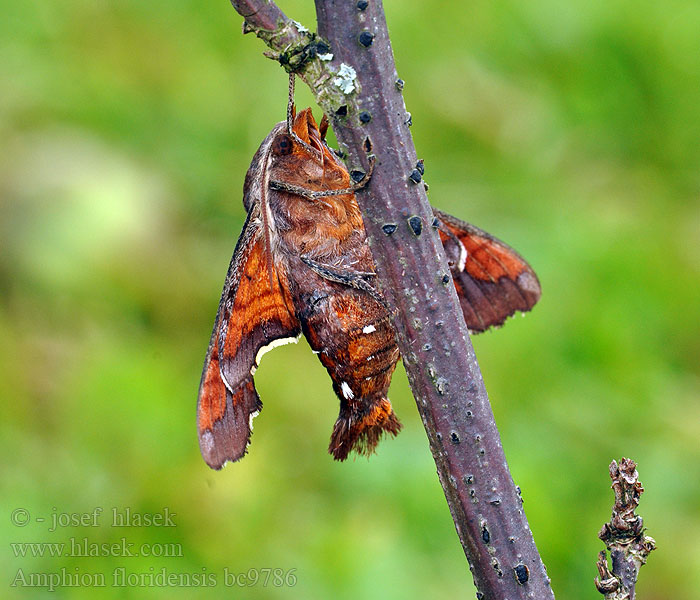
[229,1,554,598]
[595,458,656,600]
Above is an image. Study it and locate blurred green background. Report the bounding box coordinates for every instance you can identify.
[2,0,699,598]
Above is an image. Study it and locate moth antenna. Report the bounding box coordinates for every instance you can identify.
[319,114,329,140]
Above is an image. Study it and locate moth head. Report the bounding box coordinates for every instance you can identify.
[273,108,347,184]
[267,109,325,167]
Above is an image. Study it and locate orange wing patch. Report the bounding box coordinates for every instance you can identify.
[198,345,227,433]
[220,235,299,375]
[197,215,300,469]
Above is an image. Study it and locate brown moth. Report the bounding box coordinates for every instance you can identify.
[197,103,541,470]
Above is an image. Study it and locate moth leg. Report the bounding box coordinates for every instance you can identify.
[269,155,375,200]
[267,180,332,207]
[286,73,295,134]
[300,256,388,310]
[321,154,375,196]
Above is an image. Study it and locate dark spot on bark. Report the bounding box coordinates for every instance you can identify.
[442,273,450,285]
[335,105,348,117]
[363,137,372,152]
[415,159,424,175]
[350,170,366,183]
[357,0,368,10]
[450,432,460,444]
[492,559,503,577]
[310,40,331,57]
[408,215,422,235]
[431,217,439,229]
[408,169,422,184]
[405,112,412,127]
[514,564,530,585]
[395,78,405,91]
[382,223,397,235]
[358,31,374,47]
[482,524,490,544]
[464,474,474,484]
[359,111,372,124]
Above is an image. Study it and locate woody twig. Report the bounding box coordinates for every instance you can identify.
[228,1,555,598]
[595,458,656,600]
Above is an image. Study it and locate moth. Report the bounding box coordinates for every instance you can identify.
[197,102,541,470]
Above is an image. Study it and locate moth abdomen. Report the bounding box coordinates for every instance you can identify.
[316,318,402,461]
[329,395,402,461]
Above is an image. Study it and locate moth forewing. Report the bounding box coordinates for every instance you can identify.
[197,191,301,470]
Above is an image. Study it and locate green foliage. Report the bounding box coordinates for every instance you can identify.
[2,1,699,598]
